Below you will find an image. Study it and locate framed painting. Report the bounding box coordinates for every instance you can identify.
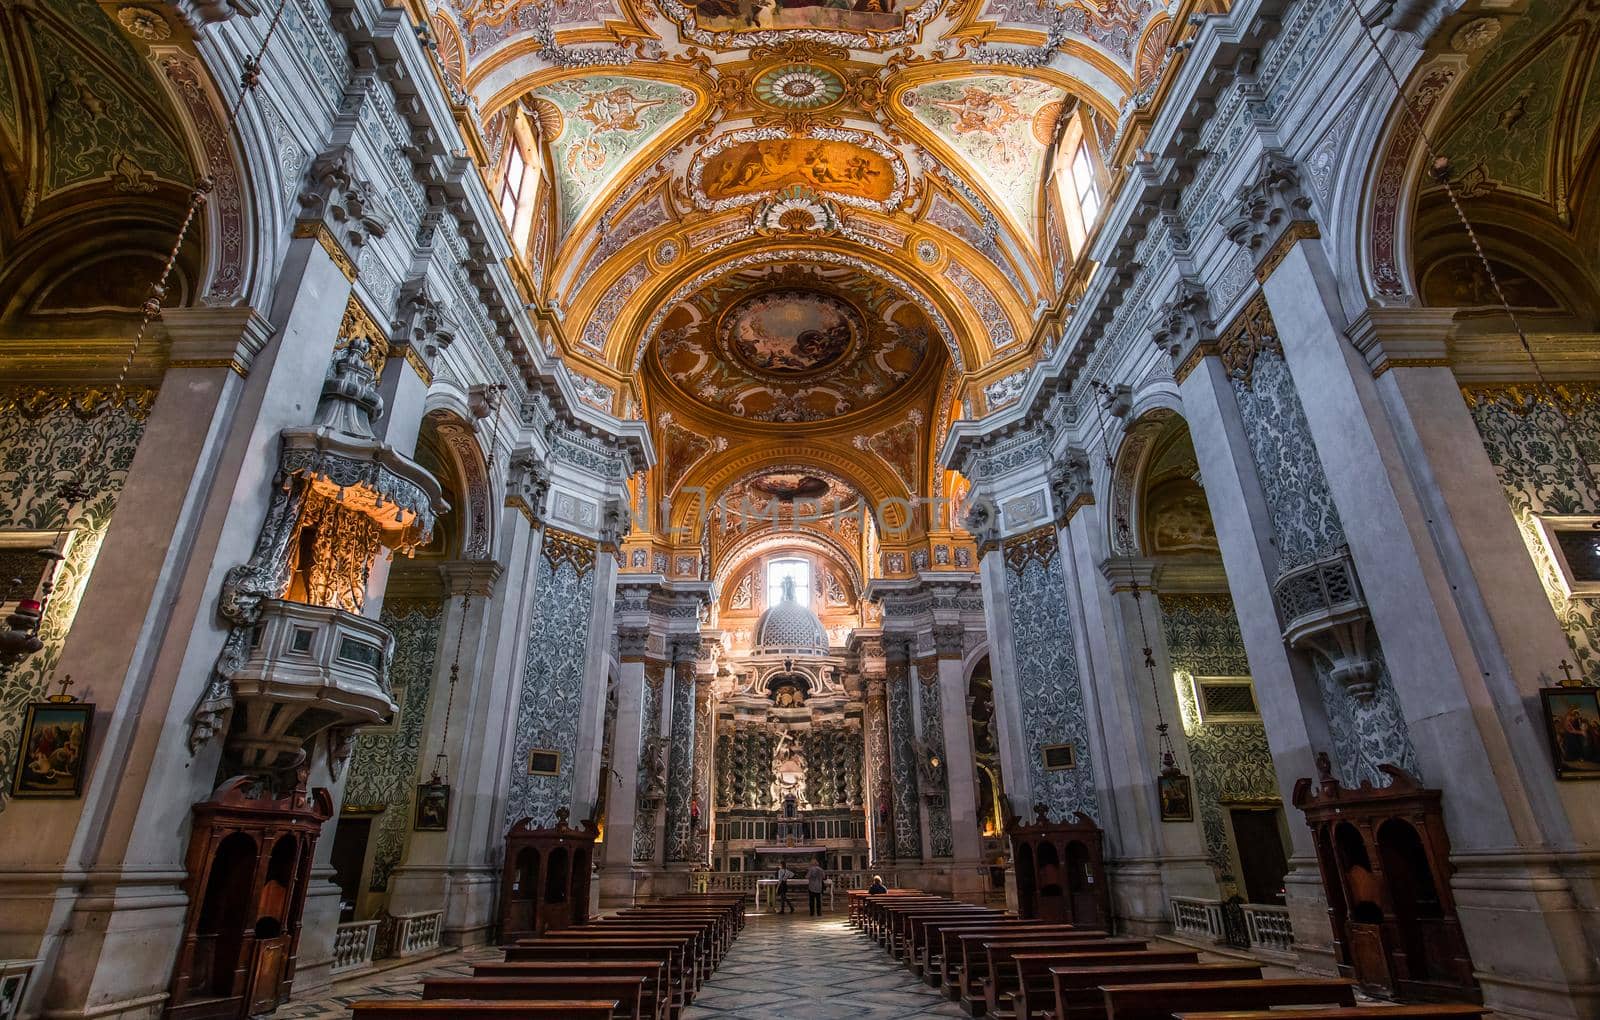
[1540,686,1600,779]
[414,782,451,831]
[12,701,94,798]
[528,748,561,776]
[1157,771,1194,822]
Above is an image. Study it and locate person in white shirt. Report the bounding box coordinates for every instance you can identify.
[775,864,795,913]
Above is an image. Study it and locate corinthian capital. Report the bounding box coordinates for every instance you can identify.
[298,146,390,266]
[1223,151,1315,270]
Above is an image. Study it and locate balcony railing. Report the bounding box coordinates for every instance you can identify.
[331,920,380,975]
[1242,902,1295,954]
[392,910,443,957]
[1170,896,1295,956]
[0,959,40,1020]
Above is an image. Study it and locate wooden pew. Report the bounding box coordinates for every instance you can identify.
[1175,1008,1490,1020]
[1051,964,1264,1020]
[880,902,980,952]
[423,976,647,1020]
[928,927,1088,991]
[848,888,924,927]
[504,940,692,1011]
[612,910,731,955]
[992,952,1203,1020]
[983,944,1175,1018]
[894,908,998,960]
[947,931,1111,1006]
[865,896,947,941]
[908,913,1010,978]
[1100,979,1356,1020]
[583,918,723,969]
[526,928,709,986]
[471,962,667,1020]
[351,1000,617,1019]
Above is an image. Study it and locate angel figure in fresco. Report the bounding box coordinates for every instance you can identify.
[928,81,1031,167]
[575,86,667,134]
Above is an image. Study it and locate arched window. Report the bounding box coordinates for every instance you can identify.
[1055,109,1105,258]
[495,108,543,253]
[766,557,811,607]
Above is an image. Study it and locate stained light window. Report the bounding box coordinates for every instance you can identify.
[766,558,811,607]
[1073,144,1101,225]
[498,143,526,227]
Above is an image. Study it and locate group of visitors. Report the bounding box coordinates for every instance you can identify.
[772,861,889,915]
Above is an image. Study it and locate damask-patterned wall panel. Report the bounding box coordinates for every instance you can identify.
[1002,529,1099,818]
[504,532,598,828]
[865,687,892,854]
[632,669,664,863]
[0,390,148,794]
[885,668,923,859]
[341,601,443,891]
[916,671,954,857]
[1228,347,1419,788]
[1160,594,1279,875]
[1465,387,1600,678]
[663,670,697,862]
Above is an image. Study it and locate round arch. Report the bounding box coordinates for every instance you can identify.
[671,443,911,540]
[712,529,864,598]
[420,409,495,561]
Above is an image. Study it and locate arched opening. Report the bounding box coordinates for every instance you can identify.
[1034,840,1064,921]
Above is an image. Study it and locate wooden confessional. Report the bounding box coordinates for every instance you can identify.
[1006,807,1110,930]
[1293,757,1478,1002]
[498,809,598,943]
[168,776,332,1019]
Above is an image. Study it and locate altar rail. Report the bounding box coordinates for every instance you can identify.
[707,869,894,898]
[331,920,380,975]
[392,909,443,957]
[1170,896,1295,956]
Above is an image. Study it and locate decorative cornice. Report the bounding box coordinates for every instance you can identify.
[1223,150,1316,273]
[439,558,501,597]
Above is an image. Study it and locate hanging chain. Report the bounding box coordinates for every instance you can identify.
[1339,0,1600,502]
[1087,382,1179,772]
[429,588,472,784]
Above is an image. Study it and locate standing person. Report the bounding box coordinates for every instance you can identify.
[806,858,826,916]
[776,863,795,914]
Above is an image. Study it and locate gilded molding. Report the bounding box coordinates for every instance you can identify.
[1370,357,1451,379]
[1216,293,1281,389]
[1254,219,1321,283]
[400,345,434,387]
[1002,524,1061,570]
[336,295,390,382]
[169,357,249,376]
[0,386,156,419]
[1173,340,1217,385]
[293,220,358,282]
[1459,382,1600,413]
[541,526,598,575]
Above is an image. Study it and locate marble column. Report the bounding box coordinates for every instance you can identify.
[598,622,651,904]
[1244,193,1600,1013]
[663,637,701,866]
[1175,348,1337,969]
[16,207,388,1016]
[883,638,924,864]
[386,559,501,920]
[932,624,987,901]
[861,667,893,865]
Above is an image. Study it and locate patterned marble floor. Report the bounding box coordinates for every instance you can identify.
[279,910,965,1019]
[681,911,969,1020]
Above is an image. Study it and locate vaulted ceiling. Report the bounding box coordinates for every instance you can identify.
[425,0,1167,576]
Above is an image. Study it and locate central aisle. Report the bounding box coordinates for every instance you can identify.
[682,911,969,1019]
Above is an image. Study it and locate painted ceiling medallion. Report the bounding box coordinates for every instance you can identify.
[721,289,861,376]
[753,64,846,111]
[751,473,833,500]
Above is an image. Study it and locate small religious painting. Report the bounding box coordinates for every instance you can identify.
[1540,686,1600,779]
[1158,771,1194,821]
[414,782,450,831]
[528,748,562,776]
[12,701,94,798]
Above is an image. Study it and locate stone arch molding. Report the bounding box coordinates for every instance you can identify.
[670,445,910,540]
[426,409,496,561]
[713,531,864,602]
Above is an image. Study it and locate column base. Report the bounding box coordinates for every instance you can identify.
[1452,852,1600,1020]
[1107,855,1214,935]
[597,865,645,908]
[1282,860,1336,975]
[440,866,499,947]
[290,872,344,1001]
[881,862,987,903]
[30,869,188,1020]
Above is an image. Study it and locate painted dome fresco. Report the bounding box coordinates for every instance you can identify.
[652,262,938,423]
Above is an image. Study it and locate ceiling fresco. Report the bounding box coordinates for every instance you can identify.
[653,261,936,422]
[527,75,697,232]
[425,0,1166,562]
[900,75,1067,230]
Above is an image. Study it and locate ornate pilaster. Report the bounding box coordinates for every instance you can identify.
[663,636,701,863]
[883,637,923,861]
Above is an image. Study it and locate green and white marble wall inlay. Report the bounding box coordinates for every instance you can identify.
[916,671,953,858]
[0,390,147,799]
[1465,386,1600,680]
[1230,350,1419,787]
[1161,593,1279,876]
[341,600,444,892]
